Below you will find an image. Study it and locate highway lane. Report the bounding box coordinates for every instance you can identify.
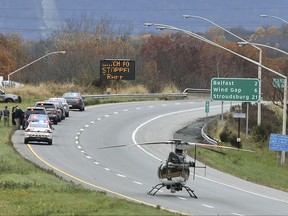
[13,100,288,215]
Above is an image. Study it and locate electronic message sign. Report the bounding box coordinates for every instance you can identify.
[100,59,135,80]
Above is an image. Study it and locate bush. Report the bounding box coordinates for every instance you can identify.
[251,125,269,142]
[219,124,231,142]
[229,134,242,148]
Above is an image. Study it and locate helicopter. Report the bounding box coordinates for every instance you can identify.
[147,139,198,198]
[99,139,254,198]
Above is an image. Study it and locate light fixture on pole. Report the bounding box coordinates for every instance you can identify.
[260,15,288,24]
[145,22,287,165]
[237,41,288,56]
[182,15,263,127]
[8,50,66,82]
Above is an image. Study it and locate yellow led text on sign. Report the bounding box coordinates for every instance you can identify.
[100,60,135,80]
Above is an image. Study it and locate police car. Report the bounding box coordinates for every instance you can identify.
[24,122,53,145]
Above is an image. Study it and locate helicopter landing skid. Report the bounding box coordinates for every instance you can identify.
[182,185,198,198]
[147,183,198,198]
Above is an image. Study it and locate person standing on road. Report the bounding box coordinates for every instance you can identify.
[14,106,23,129]
[3,106,10,127]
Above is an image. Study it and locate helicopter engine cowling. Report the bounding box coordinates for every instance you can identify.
[157,160,190,186]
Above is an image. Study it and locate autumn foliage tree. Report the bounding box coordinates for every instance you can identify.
[0,34,28,80]
[2,18,288,97]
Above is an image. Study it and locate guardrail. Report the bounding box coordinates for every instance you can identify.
[83,88,212,100]
[83,93,188,100]
[201,118,218,145]
[182,88,210,94]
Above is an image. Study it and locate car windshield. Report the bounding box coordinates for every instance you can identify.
[26,108,45,115]
[28,114,48,120]
[29,123,49,128]
[63,93,80,97]
[37,103,55,108]
[49,98,67,103]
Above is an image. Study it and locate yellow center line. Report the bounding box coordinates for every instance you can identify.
[27,144,183,215]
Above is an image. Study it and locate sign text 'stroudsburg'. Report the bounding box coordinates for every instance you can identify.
[211,78,260,102]
[100,60,135,80]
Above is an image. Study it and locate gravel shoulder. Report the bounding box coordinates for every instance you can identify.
[174,115,217,143]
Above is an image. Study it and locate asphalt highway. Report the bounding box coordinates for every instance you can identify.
[13,100,288,215]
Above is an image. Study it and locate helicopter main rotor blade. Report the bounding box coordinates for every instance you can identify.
[98,141,173,149]
[186,142,255,153]
[98,139,254,152]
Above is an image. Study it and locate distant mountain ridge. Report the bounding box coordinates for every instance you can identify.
[1,0,288,39]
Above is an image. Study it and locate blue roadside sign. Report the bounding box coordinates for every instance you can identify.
[269,133,288,151]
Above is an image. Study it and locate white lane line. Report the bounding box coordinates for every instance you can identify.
[94,161,99,165]
[75,141,79,144]
[85,124,89,127]
[97,118,101,121]
[75,136,79,140]
[136,107,141,110]
[133,181,143,185]
[104,115,110,117]
[80,128,84,131]
[90,121,94,124]
[132,104,288,204]
[196,175,288,204]
[177,197,188,200]
[116,174,126,178]
[105,168,110,171]
[202,204,214,209]
[77,145,82,149]
[123,109,129,112]
[132,107,208,161]
[232,213,244,216]
[113,112,119,114]
[85,155,92,159]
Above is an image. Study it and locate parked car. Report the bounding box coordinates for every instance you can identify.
[0,89,21,103]
[23,107,48,129]
[62,92,85,111]
[48,97,70,117]
[35,101,60,124]
[45,100,66,120]
[27,114,52,129]
[24,122,53,145]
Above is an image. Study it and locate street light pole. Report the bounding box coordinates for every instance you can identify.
[260,15,288,165]
[145,23,287,165]
[182,15,263,126]
[260,15,288,24]
[8,50,66,82]
[238,41,288,165]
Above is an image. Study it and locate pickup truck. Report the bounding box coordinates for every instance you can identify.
[0,89,21,103]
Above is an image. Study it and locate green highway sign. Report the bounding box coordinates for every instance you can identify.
[205,101,209,113]
[273,78,285,88]
[211,78,260,102]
